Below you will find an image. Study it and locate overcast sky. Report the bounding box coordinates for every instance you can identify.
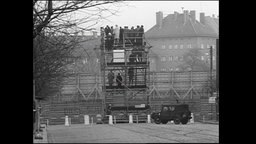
[86,1,219,34]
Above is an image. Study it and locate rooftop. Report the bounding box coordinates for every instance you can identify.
[145,11,218,39]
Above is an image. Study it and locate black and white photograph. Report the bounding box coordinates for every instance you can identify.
[33,0,219,143]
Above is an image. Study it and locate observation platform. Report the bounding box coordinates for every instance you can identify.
[105,85,147,90]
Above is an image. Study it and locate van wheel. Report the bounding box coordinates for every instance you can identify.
[180,118,188,124]
[154,117,161,124]
[174,118,180,124]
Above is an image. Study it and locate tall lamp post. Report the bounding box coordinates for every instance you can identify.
[210,45,213,120]
[216,39,219,121]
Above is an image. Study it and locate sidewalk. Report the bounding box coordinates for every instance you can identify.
[199,120,219,125]
[33,124,48,143]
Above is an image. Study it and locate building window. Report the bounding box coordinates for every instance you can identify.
[180,44,183,49]
[162,45,166,49]
[161,56,166,62]
[174,45,178,49]
[212,45,215,49]
[96,58,99,63]
[201,44,204,49]
[175,68,179,71]
[187,44,192,48]
[201,56,204,60]
[169,45,172,49]
[82,58,88,64]
[213,56,216,61]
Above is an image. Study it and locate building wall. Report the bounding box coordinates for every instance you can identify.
[148,37,217,72]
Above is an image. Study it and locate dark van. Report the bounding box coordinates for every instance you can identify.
[151,104,192,124]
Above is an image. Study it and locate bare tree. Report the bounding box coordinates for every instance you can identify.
[33,0,124,39]
[33,0,125,99]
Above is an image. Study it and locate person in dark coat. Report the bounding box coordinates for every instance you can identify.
[128,67,134,86]
[110,26,114,36]
[104,25,111,36]
[135,25,140,46]
[106,104,112,115]
[107,70,115,88]
[105,25,112,51]
[119,26,124,44]
[139,25,144,45]
[130,26,135,45]
[116,73,123,88]
[123,26,128,45]
[110,33,114,49]
[129,52,136,63]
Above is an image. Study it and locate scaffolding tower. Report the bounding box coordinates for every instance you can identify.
[100,27,151,119]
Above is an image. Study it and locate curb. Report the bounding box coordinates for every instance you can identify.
[199,121,219,125]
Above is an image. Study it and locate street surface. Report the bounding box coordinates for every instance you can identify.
[47,123,219,143]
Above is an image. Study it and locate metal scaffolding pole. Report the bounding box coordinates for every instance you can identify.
[210,46,213,120]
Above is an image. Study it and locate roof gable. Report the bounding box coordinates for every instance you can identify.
[145,13,218,39]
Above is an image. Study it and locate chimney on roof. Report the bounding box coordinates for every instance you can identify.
[174,11,178,20]
[156,11,163,28]
[212,14,215,18]
[92,31,97,38]
[190,10,196,22]
[183,10,189,24]
[200,12,205,25]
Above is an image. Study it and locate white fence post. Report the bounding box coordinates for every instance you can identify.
[190,113,194,123]
[84,115,89,125]
[109,115,113,125]
[147,115,151,123]
[129,114,133,124]
[65,116,69,126]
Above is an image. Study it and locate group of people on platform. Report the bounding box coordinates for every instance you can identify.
[107,68,135,89]
[129,47,145,63]
[100,25,145,51]
[108,71,123,89]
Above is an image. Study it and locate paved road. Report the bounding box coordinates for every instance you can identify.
[47,123,219,143]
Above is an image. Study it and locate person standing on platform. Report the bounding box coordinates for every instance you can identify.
[106,104,112,115]
[137,46,144,62]
[139,25,144,46]
[132,47,139,62]
[119,26,124,44]
[105,25,111,36]
[124,26,128,45]
[116,73,123,89]
[108,70,115,88]
[135,25,140,46]
[114,25,120,45]
[128,67,134,86]
[129,52,136,63]
[130,26,135,45]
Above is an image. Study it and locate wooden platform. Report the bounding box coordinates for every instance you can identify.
[107,61,148,66]
[105,85,147,90]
